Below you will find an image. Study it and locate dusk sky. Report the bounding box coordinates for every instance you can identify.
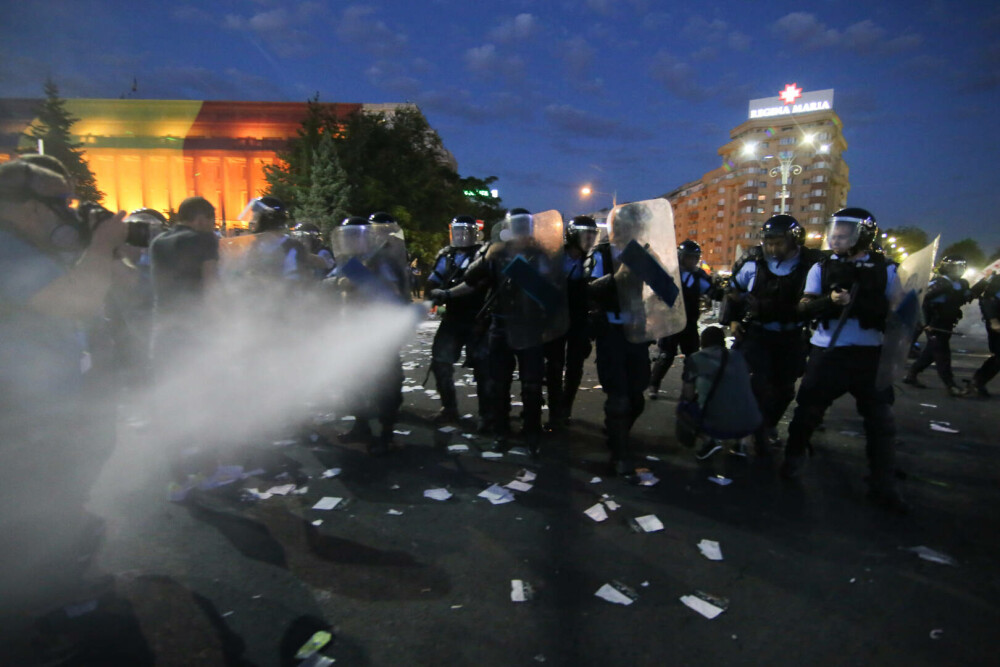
[2,0,999,253]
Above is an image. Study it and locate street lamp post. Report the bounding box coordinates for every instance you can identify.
[580,185,617,209]
[742,134,819,216]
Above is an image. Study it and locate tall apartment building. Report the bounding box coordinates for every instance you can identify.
[666,85,849,270]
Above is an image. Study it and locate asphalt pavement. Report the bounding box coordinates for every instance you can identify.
[6,313,1000,666]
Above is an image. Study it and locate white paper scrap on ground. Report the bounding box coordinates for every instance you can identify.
[508,446,529,456]
[589,477,602,484]
[604,500,620,511]
[505,480,534,493]
[447,443,470,453]
[510,579,533,602]
[930,423,959,434]
[595,583,634,605]
[394,429,411,435]
[438,426,458,433]
[482,451,504,459]
[244,488,273,500]
[311,519,323,527]
[320,468,342,479]
[680,595,725,619]
[387,509,403,515]
[698,539,724,561]
[646,455,660,461]
[920,403,938,408]
[479,484,515,504]
[424,488,453,501]
[312,497,343,510]
[463,413,474,419]
[585,503,609,522]
[516,470,537,483]
[266,484,296,496]
[634,515,664,533]
[340,415,355,421]
[272,439,297,447]
[708,475,732,486]
[637,471,659,486]
[906,546,957,565]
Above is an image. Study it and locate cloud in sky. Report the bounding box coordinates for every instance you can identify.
[463,44,525,80]
[772,12,922,55]
[488,13,538,43]
[543,104,652,141]
[335,4,408,57]
[222,2,328,58]
[682,15,751,52]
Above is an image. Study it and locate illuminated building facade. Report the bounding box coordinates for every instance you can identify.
[665,84,849,270]
[0,98,424,230]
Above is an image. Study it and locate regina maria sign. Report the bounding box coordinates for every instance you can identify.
[748,84,834,119]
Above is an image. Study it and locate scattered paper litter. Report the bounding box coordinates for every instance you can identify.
[312,497,343,511]
[698,539,724,561]
[640,581,650,588]
[462,413,474,419]
[929,423,959,434]
[461,433,475,439]
[394,429,411,436]
[633,515,664,533]
[467,393,478,398]
[292,486,309,495]
[515,469,537,483]
[920,403,938,408]
[311,519,323,526]
[387,509,403,515]
[585,503,609,522]
[479,484,515,504]
[482,451,504,459]
[340,415,356,421]
[447,443,470,453]
[510,579,534,602]
[645,455,660,461]
[589,476,602,484]
[266,484,296,496]
[424,488,452,501]
[594,581,637,605]
[680,593,727,619]
[242,488,272,501]
[905,546,957,566]
[438,426,458,433]
[320,468,342,479]
[272,439,297,447]
[603,499,620,511]
[295,630,333,660]
[508,446,530,456]
[505,480,534,492]
[708,475,732,486]
[930,629,944,640]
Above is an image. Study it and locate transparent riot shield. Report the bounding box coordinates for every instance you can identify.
[876,236,939,390]
[218,234,262,282]
[329,222,410,303]
[495,210,569,350]
[609,198,687,343]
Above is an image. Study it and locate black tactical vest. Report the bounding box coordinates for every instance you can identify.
[749,248,823,324]
[818,253,889,331]
[924,277,969,329]
[434,244,485,317]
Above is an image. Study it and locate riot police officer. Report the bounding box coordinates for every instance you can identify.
[782,208,907,513]
[291,222,336,277]
[327,214,409,454]
[648,240,712,398]
[425,215,488,426]
[543,215,598,428]
[966,271,1000,396]
[725,215,824,454]
[438,209,566,454]
[904,255,973,395]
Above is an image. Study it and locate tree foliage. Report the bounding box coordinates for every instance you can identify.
[264,98,504,264]
[881,226,930,262]
[19,78,104,202]
[940,238,986,268]
[295,130,352,238]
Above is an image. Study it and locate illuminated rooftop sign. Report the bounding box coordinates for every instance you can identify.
[748,86,834,119]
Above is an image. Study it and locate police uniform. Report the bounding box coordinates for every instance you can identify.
[784,251,903,506]
[426,242,488,423]
[728,247,823,441]
[648,267,712,393]
[906,275,972,390]
[586,242,651,473]
[969,274,1000,395]
[542,247,592,425]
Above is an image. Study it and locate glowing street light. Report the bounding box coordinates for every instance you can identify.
[580,185,617,208]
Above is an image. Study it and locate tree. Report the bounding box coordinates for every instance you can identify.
[940,238,986,268]
[264,99,505,265]
[881,226,930,262]
[19,78,104,202]
[295,131,352,238]
[988,246,1000,264]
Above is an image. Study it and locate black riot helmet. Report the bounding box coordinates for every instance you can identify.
[761,214,804,262]
[566,215,598,254]
[761,214,805,245]
[677,239,702,270]
[368,211,396,224]
[939,255,967,280]
[506,208,533,239]
[243,196,287,233]
[449,215,477,248]
[338,216,373,256]
[292,222,322,252]
[826,207,878,257]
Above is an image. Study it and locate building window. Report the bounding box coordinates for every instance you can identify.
[718,198,725,205]
[811,189,824,197]
[759,180,767,187]
[779,137,796,145]
[801,178,811,185]
[718,187,725,193]
[717,211,724,217]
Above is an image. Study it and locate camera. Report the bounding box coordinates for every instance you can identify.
[78,201,162,247]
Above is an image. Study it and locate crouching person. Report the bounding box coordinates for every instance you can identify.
[676,326,762,459]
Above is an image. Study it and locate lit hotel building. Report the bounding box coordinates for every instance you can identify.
[0,98,428,230]
[665,84,849,270]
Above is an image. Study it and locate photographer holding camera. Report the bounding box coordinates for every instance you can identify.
[0,159,128,619]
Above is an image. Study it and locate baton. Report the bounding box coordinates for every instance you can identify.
[924,327,965,337]
[826,283,861,350]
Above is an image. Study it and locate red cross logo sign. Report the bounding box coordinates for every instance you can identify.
[779,83,803,105]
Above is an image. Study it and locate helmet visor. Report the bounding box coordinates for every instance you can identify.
[450,224,476,248]
[507,212,534,239]
[825,219,861,255]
